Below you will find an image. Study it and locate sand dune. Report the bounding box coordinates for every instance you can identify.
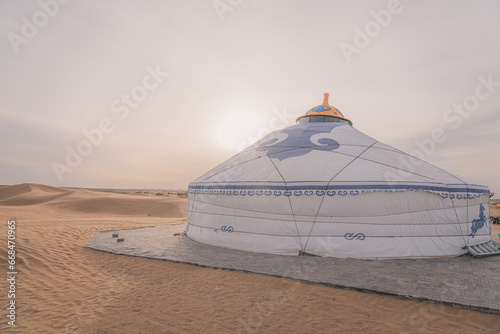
[0,183,71,206]
[47,190,188,218]
[0,183,498,333]
[0,183,33,200]
[0,183,187,218]
[56,197,187,217]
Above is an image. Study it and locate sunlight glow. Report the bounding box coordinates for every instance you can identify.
[212,110,267,152]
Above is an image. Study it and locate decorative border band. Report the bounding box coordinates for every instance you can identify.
[188,183,489,199]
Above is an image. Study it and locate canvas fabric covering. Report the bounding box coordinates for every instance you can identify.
[185,123,491,258]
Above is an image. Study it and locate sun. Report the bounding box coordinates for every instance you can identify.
[212,110,266,151]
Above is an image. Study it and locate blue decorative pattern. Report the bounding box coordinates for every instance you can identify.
[218,225,234,233]
[311,105,332,112]
[257,123,342,161]
[345,233,365,241]
[188,182,489,199]
[470,204,487,238]
[309,105,345,117]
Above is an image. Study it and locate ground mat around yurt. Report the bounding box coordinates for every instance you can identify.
[85,224,500,314]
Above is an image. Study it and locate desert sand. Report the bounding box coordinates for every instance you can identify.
[0,183,499,333]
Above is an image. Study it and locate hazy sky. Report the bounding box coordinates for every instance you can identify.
[1,0,499,195]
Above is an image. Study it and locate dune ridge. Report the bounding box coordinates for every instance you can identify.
[0,183,71,206]
[0,183,187,217]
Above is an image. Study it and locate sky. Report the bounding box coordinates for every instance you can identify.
[0,0,499,195]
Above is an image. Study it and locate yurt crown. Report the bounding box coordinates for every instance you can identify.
[296,93,353,125]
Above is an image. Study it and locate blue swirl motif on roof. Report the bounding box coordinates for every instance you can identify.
[470,204,486,238]
[311,105,331,113]
[310,105,345,117]
[258,124,341,161]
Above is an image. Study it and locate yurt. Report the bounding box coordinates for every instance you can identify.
[185,94,492,258]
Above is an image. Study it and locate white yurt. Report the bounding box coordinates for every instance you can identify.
[184,94,491,258]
